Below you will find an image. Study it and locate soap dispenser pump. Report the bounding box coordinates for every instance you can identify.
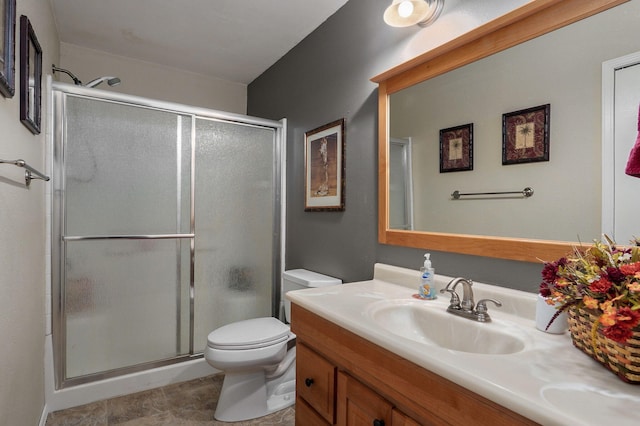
[419,253,436,299]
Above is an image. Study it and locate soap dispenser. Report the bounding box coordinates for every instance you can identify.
[419,253,436,299]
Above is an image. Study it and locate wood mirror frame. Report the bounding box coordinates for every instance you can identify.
[372,0,628,263]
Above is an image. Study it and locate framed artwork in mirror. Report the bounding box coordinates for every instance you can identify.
[304,118,345,211]
[0,0,16,97]
[19,15,42,135]
[502,104,550,165]
[439,123,473,173]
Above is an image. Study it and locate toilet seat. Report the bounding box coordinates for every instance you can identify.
[207,317,290,350]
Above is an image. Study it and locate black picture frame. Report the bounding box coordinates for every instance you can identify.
[439,123,473,173]
[0,0,16,97]
[502,104,550,165]
[19,15,42,135]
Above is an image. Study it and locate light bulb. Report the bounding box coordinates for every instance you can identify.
[397,1,414,18]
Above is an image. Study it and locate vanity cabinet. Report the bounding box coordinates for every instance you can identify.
[292,303,539,426]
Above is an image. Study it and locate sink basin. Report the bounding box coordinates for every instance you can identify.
[366,299,528,355]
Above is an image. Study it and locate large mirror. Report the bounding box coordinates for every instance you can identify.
[373,0,637,263]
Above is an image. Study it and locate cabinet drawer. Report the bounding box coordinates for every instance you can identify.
[297,343,336,424]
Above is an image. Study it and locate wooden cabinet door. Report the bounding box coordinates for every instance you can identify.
[337,371,392,426]
[297,343,337,424]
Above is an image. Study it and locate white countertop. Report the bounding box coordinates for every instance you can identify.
[286,263,640,426]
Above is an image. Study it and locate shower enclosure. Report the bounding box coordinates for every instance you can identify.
[51,84,284,389]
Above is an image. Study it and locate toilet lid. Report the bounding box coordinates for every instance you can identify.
[207,317,290,350]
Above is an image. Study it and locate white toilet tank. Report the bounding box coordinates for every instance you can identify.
[283,269,341,322]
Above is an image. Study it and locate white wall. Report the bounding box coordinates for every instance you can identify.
[59,43,247,114]
[0,0,59,424]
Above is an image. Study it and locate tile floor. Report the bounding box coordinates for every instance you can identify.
[45,374,295,425]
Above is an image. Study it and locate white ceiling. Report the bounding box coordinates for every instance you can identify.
[50,0,350,85]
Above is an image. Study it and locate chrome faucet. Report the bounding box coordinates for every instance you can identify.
[440,277,502,322]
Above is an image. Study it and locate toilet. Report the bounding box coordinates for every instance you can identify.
[205,269,342,422]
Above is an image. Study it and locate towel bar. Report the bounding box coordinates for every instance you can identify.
[451,187,534,200]
[0,158,50,187]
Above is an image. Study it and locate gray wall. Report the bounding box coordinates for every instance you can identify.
[248,0,543,292]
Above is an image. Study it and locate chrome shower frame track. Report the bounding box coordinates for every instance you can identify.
[51,82,284,389]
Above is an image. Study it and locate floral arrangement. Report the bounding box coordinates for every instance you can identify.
[540,236,640,343]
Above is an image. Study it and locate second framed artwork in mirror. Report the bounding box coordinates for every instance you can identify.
[19,14,42,135]
[502,104,550,165]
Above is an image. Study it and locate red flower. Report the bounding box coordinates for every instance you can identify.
[606,267,626,283]
[615,307,640,329]
[620,262,640,276]
[540,257,567,297]
[539,282,551,297]
[603,324,634,343]
[589,277,613,294]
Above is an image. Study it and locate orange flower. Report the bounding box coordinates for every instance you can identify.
[600,300,614,311]
[598,301,617,326]
[628,282,640,293]
[583,296,599,309]
[599,311,617,327]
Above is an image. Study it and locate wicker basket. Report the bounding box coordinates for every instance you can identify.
[568,308,640,384]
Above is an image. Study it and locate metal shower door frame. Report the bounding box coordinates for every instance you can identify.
[51,83,284,389]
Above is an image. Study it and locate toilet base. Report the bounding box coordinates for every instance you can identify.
[214,356,296,422]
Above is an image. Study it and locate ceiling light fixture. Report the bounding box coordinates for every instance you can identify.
[384,0,444,28]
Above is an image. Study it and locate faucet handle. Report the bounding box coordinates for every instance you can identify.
[476,298,502,312]
[440,288,461,308]
[474,298,502,322]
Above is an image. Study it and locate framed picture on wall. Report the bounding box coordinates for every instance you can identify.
[19,15,42,135]
[439,123,473,173]
[304,118,345,211]
[0,0,16,97]
[502,104,550,165]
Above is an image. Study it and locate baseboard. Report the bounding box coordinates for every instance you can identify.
[39,403,49,426]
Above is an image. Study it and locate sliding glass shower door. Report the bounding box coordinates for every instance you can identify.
[52,87,282,388]
[193,118,277,352]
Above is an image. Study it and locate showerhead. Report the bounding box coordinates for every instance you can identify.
[51,65,121,89]
[84,76,122,88]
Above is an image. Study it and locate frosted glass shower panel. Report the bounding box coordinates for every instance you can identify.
[63,96,192,236]
[65,239,191,378]
[53,85,284,388]
[193,119,277,352]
